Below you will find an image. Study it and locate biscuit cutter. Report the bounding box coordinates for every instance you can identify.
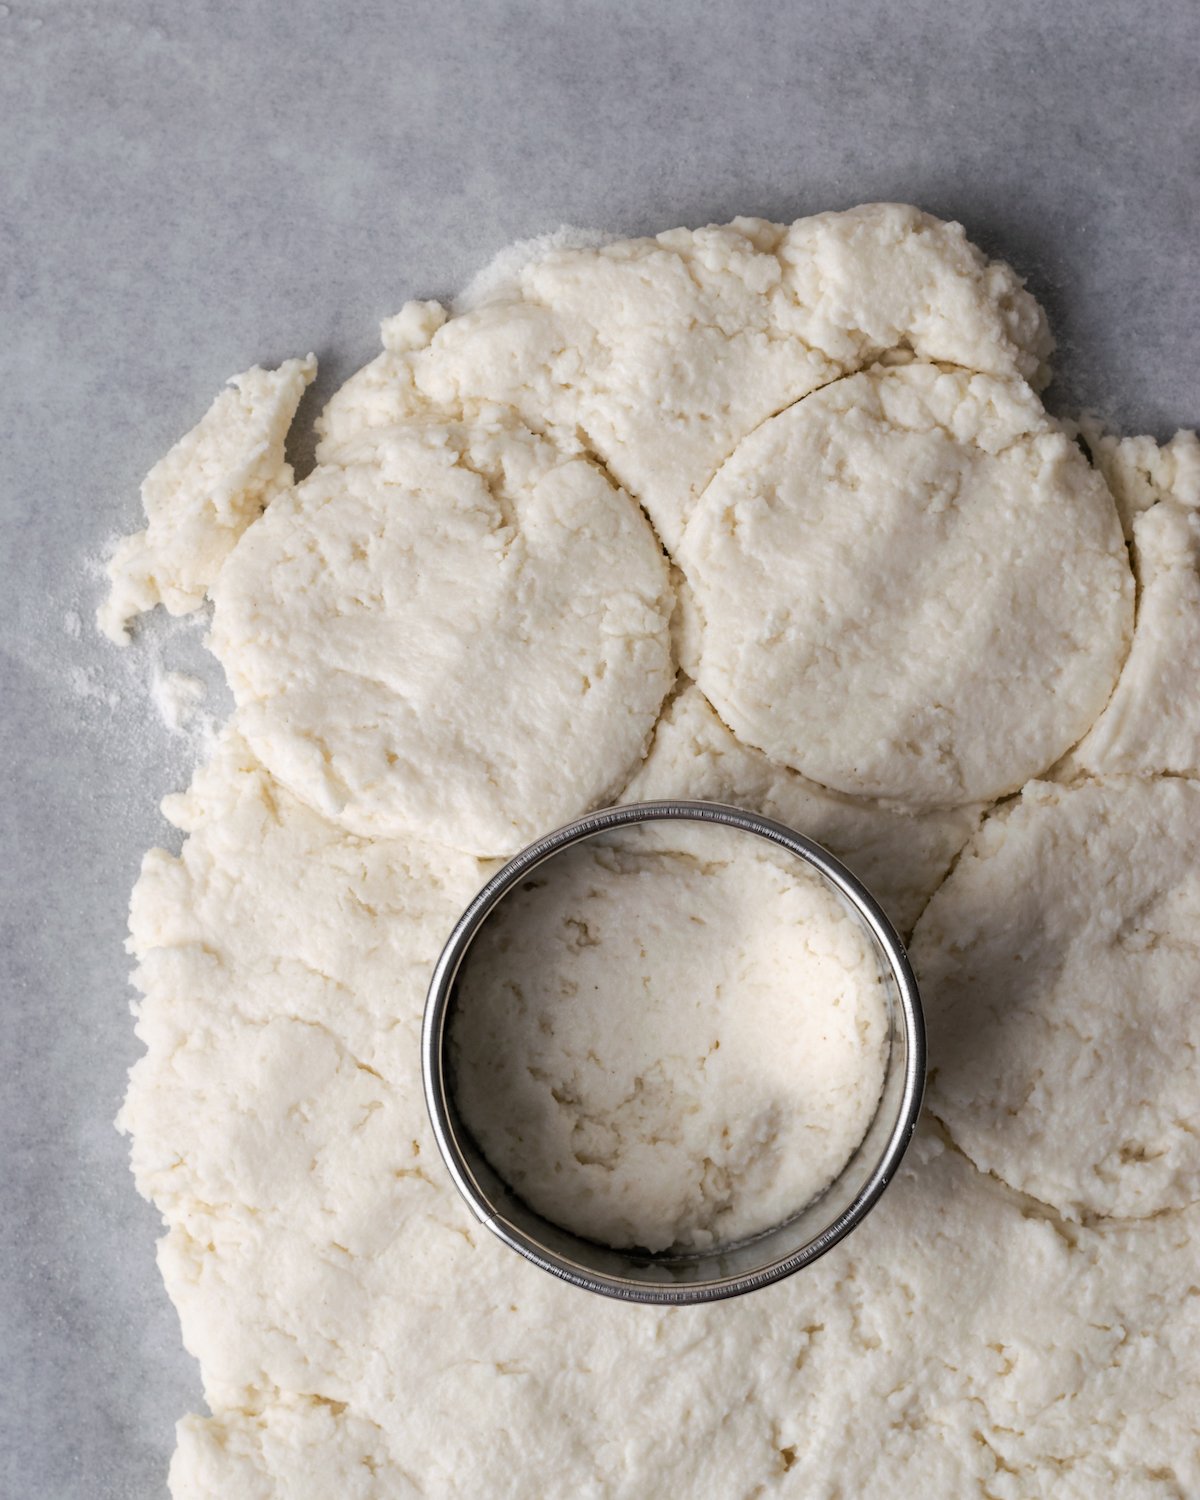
[421,800,925,1304]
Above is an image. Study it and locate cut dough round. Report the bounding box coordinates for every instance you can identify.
[210,417,674,856]
[450,824,888,1252]
[913,777,1200,1220]
[677,364,1133,806]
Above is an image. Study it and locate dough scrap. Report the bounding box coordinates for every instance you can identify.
[450,823,888,1252]
[677,363,1133,806]
[209,415,674,856]
[913,777,1200,1220]
[1064,428,1200,778]
[99,357,315,643]
[319,203,1051,549]
[1083,423,1200,539]
[619,681,981,934]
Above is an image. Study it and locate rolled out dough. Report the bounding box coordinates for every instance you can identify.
[99,206,1200,1497]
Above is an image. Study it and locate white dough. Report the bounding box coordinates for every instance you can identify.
[620,682,980,934]
[678,364,1133,806]
[99,357,315,643]
[913,777,1200,1220]
[1082,422,1200,538]
[1064,428,1200,778]
[450,824,888,1252]
[319,203,1051,549]
[209,416,674,856]
[124,747,1200,1499]
[100,208,1200,1497]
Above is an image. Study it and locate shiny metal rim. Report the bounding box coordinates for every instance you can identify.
[421,800,926,1304]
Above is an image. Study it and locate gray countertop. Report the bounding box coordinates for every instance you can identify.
[2,2,1197,1495]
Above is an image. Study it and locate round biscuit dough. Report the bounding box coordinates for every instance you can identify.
[450,824,888,1252]
[210,417,674,856]
[677,363,1133,806]
[913,777,1200,1220]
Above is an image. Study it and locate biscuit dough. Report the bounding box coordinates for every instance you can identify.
[914,777,1200,1220]
[123,744,1200,1499]
[450,824,888,1251]
[318,203,1052,550]
[209,417,674,855]
[620,682,980,935]
[677,364,1134,805]
[99,357,315,644]
[99,206,1200,1497]
[1064,429,1200,778]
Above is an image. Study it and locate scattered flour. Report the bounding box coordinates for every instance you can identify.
[150,668,212,741]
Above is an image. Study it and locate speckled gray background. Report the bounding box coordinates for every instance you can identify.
[2,2,1197,1495]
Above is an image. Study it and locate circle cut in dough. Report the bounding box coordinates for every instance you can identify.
[211,417,675,856]
[449,823,889,1253]
[677,363,1133,806]
[913,776,1200,1220]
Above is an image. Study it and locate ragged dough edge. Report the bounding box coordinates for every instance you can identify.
[618,680,982,937]
[117,726,485,1222]
[451,225,619,313]
[170,1396,420,1500]
[98,357,316,643]
[1079,423,1200,540]
[1058,427,1200,779]
[315,204,1052,550]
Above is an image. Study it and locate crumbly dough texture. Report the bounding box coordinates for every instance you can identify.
[317,203,1052,551]
[677,363,1133,805]
[451,824,888,1252]
[1063,428,1200,778]
[98,206,1200,1496]
[914,777,1200,1220]
[99,357,315,643]
[620,682,980,935]
[125,747,1200,1498]
[210,416,674,855]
